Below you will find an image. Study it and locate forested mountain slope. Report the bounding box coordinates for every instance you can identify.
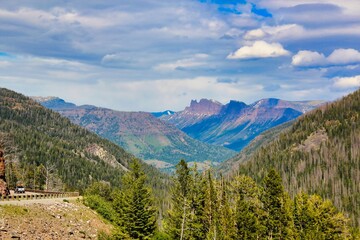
[236,89,360,226]
[218,120,294,175]
[0,88,166,192]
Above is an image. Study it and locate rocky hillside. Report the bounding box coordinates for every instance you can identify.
[34,98,235,171]
[232,89,360,226]
[161,98,323,151]
[0,200,113,239]
[0,88,165,192]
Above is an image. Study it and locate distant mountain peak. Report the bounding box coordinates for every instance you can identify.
[31,96,59,102]
[221,100,248,115]
[185,98,223,114]
[151,110,175,118]
[252,98,281,108]
[31,96,76,110]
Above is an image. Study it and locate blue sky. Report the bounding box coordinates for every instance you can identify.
[0,0,360,111]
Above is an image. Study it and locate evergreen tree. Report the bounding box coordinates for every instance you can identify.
[294,192,351,239]
[166,159,192,240]
[204,171,219,240]
[188,165,207,240]
[232,175,264,239]
[218,176,236,240]
[121,159,157,240]
[111,188,127,230]
[262,169,294,239]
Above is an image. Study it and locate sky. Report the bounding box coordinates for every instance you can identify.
[0,0,360,111]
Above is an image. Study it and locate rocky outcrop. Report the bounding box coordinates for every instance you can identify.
[0,150,9,196]
[0,201,113,239]
[185,99,223,115]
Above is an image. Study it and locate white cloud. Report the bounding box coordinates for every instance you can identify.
[223,28,244,38]
[327,49,360,65]
[244,23,360,44]
[244,29,267,40]
[227,41,290,60]
[244,24,305,41]
[254,0,360,16]
[333,75,360,89]
[102,54,122,63]
[154,54,209,71]
[0,7,118,29]
[292,50,327,67]
[244,28,266,40]
[0,60,11,68]
[292,48,360,67]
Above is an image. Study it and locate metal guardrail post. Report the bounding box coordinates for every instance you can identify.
[0,191,81,202]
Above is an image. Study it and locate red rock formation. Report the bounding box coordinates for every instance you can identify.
[0,150,10,196]
[185,99,223,115]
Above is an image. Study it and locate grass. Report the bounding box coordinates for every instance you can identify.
[0,205,30,216]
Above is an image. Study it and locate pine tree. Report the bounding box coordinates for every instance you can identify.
[166,159,192,240]
[262,169,294,239]
[204,171,219,240]
[188,165,207,240]
[232,175,264,239]
[294,192,351,239]
[218,176,236,240]
[121,159,157,240]
[111,188,127,229]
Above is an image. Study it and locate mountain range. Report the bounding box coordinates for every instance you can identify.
[34,96,323,171]
[33,97,236,171]
[160,98,324,151]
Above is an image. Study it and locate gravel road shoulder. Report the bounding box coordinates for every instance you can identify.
[0,198,113,239]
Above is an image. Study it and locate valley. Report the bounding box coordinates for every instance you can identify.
[34,96,322,172]
[34,97,236,171]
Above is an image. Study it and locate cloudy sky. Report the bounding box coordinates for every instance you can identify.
[0,0,360,111]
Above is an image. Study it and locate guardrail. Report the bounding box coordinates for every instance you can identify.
[0,191,79,201]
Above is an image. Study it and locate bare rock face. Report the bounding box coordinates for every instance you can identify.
[0,150,4,177]
[185,99,223,115]
[0,179,8,196]
[0,150,9,196]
